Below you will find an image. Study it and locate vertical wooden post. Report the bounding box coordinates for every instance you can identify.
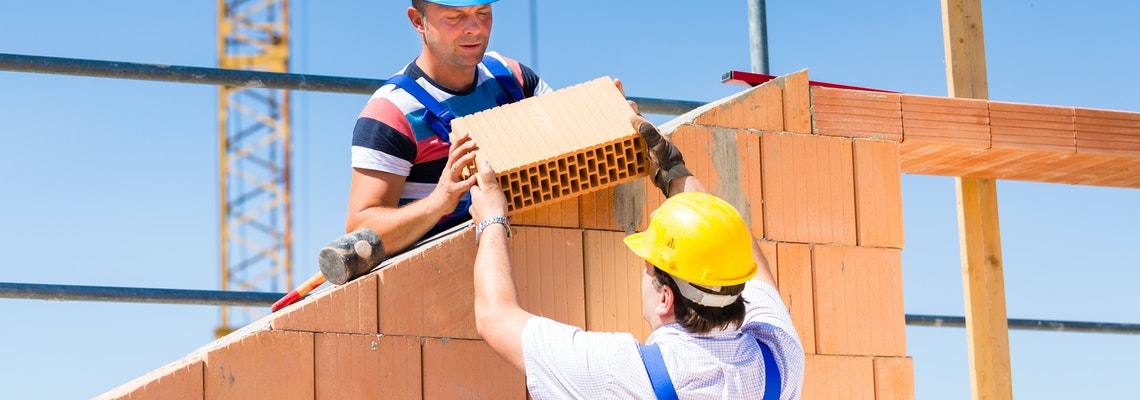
[941,0,1014,399]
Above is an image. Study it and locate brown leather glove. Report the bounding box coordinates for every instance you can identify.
[632,115,692,196]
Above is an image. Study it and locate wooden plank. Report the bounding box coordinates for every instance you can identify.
[943,1,1012,399]
[956,177,1013,400]
[941,0,989,99]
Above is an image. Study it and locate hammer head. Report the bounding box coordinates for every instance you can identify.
[319,228,385,285]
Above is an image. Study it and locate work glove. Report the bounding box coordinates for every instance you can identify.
[632,115,692,196]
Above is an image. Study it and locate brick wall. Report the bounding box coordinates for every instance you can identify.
[98,70,920,399]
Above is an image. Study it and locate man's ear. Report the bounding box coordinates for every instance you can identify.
[407,7,426,33]
[655,283,675,318]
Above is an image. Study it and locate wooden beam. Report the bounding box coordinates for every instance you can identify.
[955,178,1013,400]
[942,1,1014,399]
[942,0,989,99]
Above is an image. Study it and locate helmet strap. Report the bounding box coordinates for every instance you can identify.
[670,276,739,308]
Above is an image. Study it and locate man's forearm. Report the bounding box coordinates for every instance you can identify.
[473,222,529,371]
[347,195,452,254]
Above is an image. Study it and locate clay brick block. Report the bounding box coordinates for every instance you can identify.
[578,185,619,230]
[874,357,915,400]
[693,78,784,132]
[378,226,586,339]
[761,133,857,245]
[1080,155,1140,187]
[813,245,906,357]
[578,183,648,233]
[898,141,980,175]
[584,180,662,235]
[901,94,989,149]
[512,196,580,228]
[1075,107,1140,155]
[737,130,764,238]
[377,229,478,338]
[670,124,719,193]
[510,226,587,329]
[204,330,314,399]
[781,69,812,134]
[812,86,903,141]
[127,361,204,400]
[272,273,378,334]
[98,359,205,400]
[757,240,778,287]
[422,339,526,400]
[990,101,1075,152]
[776,242,815,355]
[583,230,653,342]
[453,77,649,214]
[668,124,762,229]
[953,148,1063,181]
[314,333,421,399]
[802,354,875,400]
[853,140,904,249]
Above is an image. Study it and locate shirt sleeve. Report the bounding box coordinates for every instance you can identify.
[521,317,650,399]
[741,280,806,400]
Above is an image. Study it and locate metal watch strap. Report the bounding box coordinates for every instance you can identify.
[475,216,511,243]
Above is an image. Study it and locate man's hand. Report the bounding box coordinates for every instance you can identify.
[613,78,640,116]
[468,160,508,223]
[631,115,692,196]
[431,131,480,208]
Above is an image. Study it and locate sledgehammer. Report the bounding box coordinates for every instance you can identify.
[270,229,385,312]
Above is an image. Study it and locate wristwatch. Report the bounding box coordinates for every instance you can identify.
[475,216,511,243]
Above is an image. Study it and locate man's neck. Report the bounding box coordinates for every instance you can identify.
[415,54,477,92]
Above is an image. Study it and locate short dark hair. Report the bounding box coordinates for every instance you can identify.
[652,267,746,334]
[411,0,428,15]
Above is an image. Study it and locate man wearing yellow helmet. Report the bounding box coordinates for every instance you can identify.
[469,116,805,399]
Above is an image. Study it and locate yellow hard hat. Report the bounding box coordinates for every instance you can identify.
[624,192,757,287]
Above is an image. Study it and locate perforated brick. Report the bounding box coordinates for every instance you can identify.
[498,135,647,213]
[452,77,649,215]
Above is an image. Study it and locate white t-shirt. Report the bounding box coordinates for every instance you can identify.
[521,280,805,399]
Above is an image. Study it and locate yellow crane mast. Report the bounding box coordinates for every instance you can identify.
[215,0,292,338]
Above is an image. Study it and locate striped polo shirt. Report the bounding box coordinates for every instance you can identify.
[351,51,552,238]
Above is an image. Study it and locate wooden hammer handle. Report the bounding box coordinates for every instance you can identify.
[270,271,326,312]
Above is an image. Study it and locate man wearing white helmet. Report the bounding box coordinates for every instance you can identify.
[346,0,554,255]
[469,116,806,399]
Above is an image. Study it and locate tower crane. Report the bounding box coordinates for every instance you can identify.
[215,0,292,337]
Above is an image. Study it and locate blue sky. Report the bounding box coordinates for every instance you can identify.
[1,1,1138,398]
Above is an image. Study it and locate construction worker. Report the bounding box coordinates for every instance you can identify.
[467,116,805,399]
[345,0,554,255]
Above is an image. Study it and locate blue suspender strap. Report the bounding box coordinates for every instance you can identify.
[481,55,524,104]
[638,343,679,400]
[758,339,782,400]
[638,339,781,400]
[386,74,454,143]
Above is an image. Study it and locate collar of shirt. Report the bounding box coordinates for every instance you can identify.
[646,322,745,344]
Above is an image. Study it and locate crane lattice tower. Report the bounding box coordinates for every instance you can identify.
[216,0,292,338]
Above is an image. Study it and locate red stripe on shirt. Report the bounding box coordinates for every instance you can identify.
[414,136,449,164]
[359,97,414,141]
[502,56,526,88]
